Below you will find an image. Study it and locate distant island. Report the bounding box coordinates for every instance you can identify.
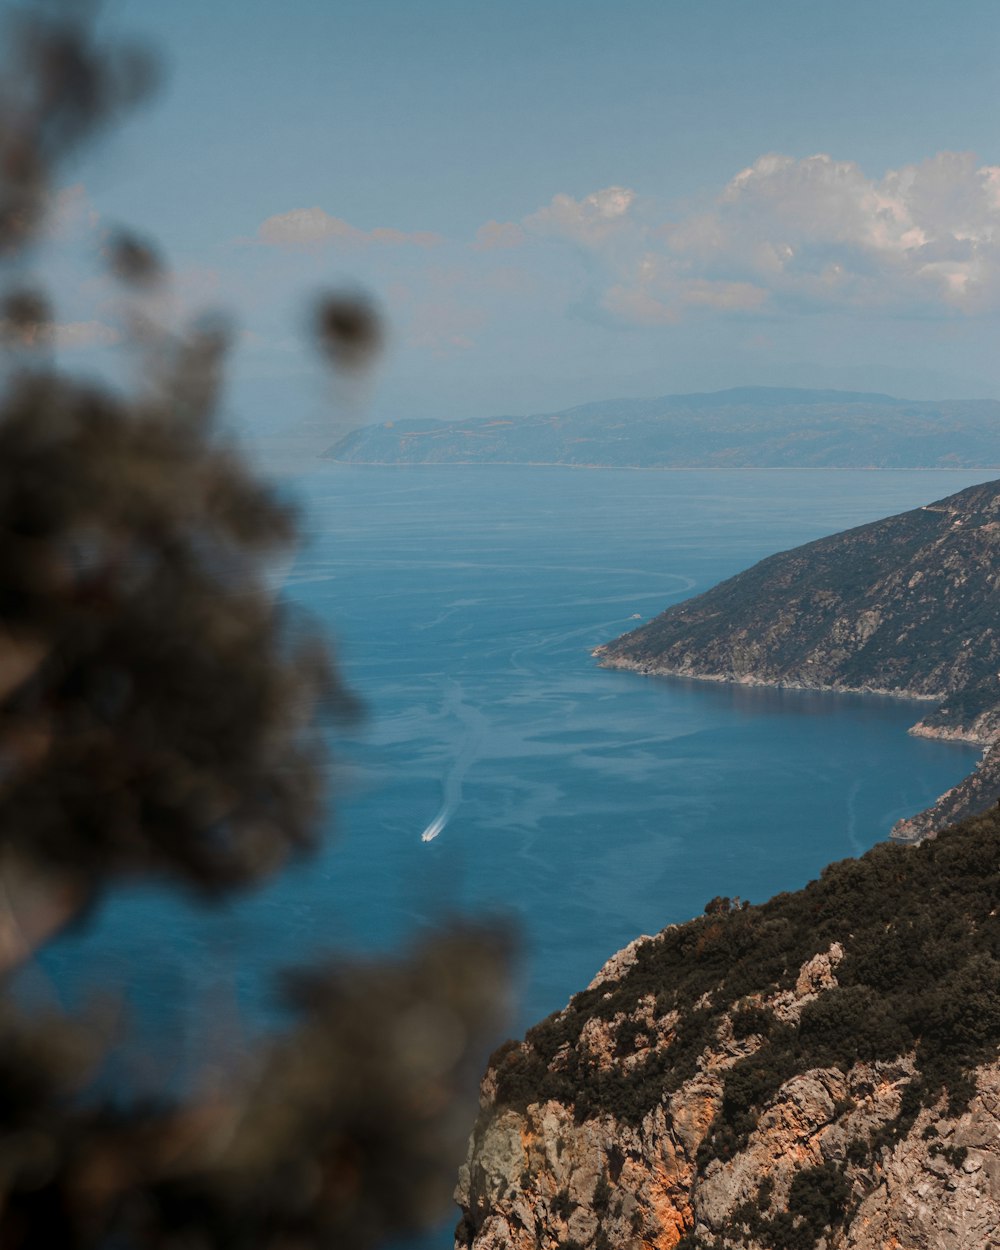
[594,478,1000,840]
[326,387,1000,469]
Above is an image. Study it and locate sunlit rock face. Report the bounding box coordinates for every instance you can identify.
[456,808,1000,1250]
[457,968,1000,1250]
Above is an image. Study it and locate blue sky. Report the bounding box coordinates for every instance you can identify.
[28,0,1000,445]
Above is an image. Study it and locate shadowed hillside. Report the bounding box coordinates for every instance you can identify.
[595,478,1000,842]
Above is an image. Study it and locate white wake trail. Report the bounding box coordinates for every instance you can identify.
[420,805,454,843]
[420,681,485,843]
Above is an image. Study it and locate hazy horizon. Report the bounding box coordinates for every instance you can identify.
[20,0,998,452]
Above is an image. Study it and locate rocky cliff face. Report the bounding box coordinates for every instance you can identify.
[457,963,1000,1250]
[595,478,1000,839]
[455,809,1000,1249]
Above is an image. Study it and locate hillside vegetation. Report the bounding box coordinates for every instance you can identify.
[457,806,1000,1250]
[596,478,1000,839]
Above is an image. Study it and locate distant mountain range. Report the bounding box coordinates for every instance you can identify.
[594,477,1000,840]
[326,387,1000,469]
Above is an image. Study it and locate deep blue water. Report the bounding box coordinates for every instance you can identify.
[36,466,986,1074]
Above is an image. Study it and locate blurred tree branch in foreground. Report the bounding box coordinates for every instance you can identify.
[0,4,509,1246]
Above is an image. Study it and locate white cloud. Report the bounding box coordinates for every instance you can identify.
[475,220,526,251]
[258,153,1000,351]
[523,186,637,247]
[518,153,1000,326]
[602,272,768,326]
[471,188,637,254]
[660,151,1000,316]
[257,207,441,250]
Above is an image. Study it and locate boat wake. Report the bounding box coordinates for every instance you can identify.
[420,681,486,842]
[420,806,453,843]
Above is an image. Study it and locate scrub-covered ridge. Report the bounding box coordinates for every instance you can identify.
[595,478,1000,840]
[456,807,1000,1250]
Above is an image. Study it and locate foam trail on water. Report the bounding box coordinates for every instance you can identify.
[420,804,454,843]
[420,680,485,843]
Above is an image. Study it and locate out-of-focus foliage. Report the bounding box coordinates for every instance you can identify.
[0,0,158,254]
[0,0,350,904]
[0,931,511,1249]
[0,4,510,1246]
[0,362,345,896]
[313,291,383,373]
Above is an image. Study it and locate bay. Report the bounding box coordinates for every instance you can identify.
[36,467,986,1066]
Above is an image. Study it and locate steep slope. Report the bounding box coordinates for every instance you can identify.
[456,808,1000,1250]
[595,478,1000,838]
[326,388,1000,469]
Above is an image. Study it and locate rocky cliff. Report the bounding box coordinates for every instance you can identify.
[456,807,1000,1249]
[595,478,1000,839]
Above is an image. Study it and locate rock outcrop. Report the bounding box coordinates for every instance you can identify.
[595,478,1000,840]
[457,1017,1000,1250]
[456,808,1000,1249]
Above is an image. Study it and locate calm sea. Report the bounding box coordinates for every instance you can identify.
[36,466,986,1076]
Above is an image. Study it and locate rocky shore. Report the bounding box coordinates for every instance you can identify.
[890,742,1000,842]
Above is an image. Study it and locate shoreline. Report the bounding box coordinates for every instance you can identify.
[593,652,998,844]
[592,653,955,711]
[593,654,996,747]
